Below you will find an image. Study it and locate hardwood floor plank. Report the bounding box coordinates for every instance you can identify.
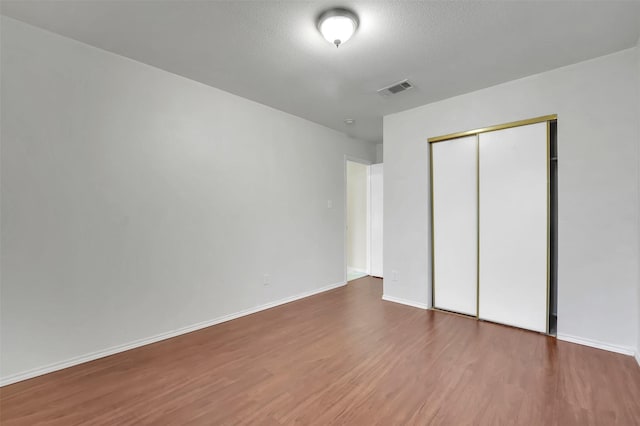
[1,277,639,425]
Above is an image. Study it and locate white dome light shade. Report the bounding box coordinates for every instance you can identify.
[317,9,359,48]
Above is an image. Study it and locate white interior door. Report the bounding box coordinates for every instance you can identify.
[370,164,383,278]
[432,136,478,316]
[478,122,548,332]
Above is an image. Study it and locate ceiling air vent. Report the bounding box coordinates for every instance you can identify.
[377,79,413,96]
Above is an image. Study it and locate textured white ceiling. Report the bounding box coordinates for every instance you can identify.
[2,1,639,143]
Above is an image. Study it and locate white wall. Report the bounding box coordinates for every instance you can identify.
[347,161,368,272]
[376,143,383,163]
[0,17,376,382]
[384,48,640,353]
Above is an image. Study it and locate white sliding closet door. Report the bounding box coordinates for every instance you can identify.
[478,122,548,332]
[432,136,477,316]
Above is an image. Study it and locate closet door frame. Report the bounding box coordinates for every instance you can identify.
[428,114,556,333]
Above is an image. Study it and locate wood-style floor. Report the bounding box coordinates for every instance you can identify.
[2,276,639,425]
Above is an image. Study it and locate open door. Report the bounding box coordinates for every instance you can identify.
[370,164,383,278]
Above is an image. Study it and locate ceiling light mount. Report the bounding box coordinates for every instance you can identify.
[317,8,359,48]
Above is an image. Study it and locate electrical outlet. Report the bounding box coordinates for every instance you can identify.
[327,200,333,209]
[392,270,399,282]
[263,274,270,286]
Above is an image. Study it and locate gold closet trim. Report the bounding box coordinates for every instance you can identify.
[427,114,557,144]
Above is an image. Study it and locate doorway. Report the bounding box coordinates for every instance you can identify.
[346,160,370,282]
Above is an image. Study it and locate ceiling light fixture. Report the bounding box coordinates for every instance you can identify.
[317,8,359,48]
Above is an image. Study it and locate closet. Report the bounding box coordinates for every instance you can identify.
[429,115,557,334]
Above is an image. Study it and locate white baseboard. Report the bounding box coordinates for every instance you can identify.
[0,280,346,387]
[635,351,640,368]
[381,294,428,310]
[557,333,635,356]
